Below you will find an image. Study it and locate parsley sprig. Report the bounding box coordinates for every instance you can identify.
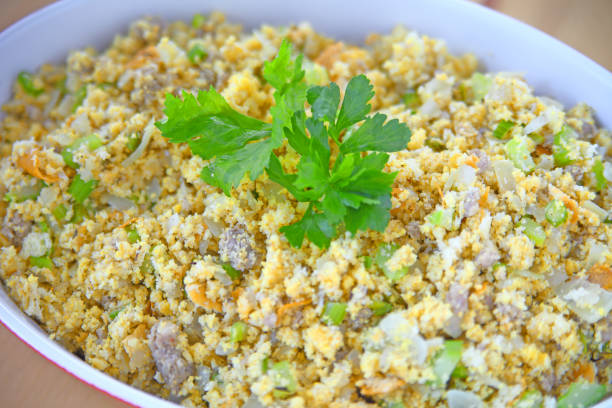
[156,40,411,248]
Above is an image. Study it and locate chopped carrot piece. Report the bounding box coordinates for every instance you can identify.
[568,360,595,382]
[465,155,479,169]
[186,283,222,312]
[359,377,405,396]
[231,287,244,300]
[118,217,138,229]
[479,187,489,208]
[587,264,612,290]
[17,153,59,183]
[277,298,312,319]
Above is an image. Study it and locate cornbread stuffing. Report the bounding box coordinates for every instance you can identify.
[1,12,611,408]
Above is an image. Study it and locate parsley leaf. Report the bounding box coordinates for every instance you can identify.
[157,39,412,249]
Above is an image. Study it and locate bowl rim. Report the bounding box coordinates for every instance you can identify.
[0,1,611,408]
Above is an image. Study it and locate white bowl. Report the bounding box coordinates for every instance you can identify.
[0,1,610,407]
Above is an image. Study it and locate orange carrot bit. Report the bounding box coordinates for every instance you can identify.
[560,195,579,223]
[464,155,479,169]
[277,298,312,319]
[118,217,138,229]
[186,283,223,313]
[587,264,612,290]
[231,287,244,300]
[359,377,405,396]
[473,282,489,295]
[17,153,59,183]
[568,360,595,382]
[479,187,489,208]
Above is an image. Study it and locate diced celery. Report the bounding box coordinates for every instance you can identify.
[516,217,546,247]
[4,183,42,203]
[363,255,373,269]
[230,321,248,343]
[432,340,463,386]
[192,13,206,28]
[17,71,44,96]
[553,125,577,167]
[109,307,124,320]
[62,134,103,169]
[261,357,270,373]
[468,72,492,101]
[270,361,297,398]
[68,174,99,204]
[71,85,87,113]
[188,44,208,64]
[592,159,607,192]
[545,199,568,227]
[69,203,89,224]
[528,132,545,144]
[451,362,468,380]
[557,382,606,408]
[126,226,140,244]
[402,91,421,109]
[505,135,535,173]
[375,243,409,281]
[427,208,453,229]
[369,300,393,316]
[304,61,329,86]
[126,133,141,152]
[425,138,446,152]
[321,302,347,325]
[222,263,241,280]
[52,204,68,222]
[493,120,515,139]
[38,221,49,232]
[513,390,543,408]
[140,253,155,275]
[385,402,406,408]
[29,255,53,269]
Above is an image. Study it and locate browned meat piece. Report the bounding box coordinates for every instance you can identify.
[218,226,257,271]
[1,212,32,247]
[148,321,194,393]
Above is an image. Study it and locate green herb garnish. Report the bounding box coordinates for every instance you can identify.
[156,39,411,249]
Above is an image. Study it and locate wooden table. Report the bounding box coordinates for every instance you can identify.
[0,1,610,407]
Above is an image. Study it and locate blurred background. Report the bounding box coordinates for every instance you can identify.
[0,1,610,407]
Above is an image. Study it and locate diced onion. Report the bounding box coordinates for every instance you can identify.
[493,160,516,192]
[523,113,550,135]
[585,242,608,268]
[101,194,135,211]
[122,120,154,166]
[582,200,608,221]
[204,217,224,237]
[242,397,265,408]
[447,390,484,408]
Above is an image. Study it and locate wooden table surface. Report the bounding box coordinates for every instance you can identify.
[1,1,610,408]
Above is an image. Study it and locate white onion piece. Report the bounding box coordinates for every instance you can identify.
[585,242,608,268]
[242,397,265,408]
[493,160,516,192]
[557,279,612,323]
[454,165,476,190]
[419,98,442,118]
[204,217,224,237]
[122,120,154,166]
[447,390,484,408]
[604,162,612,182]
[526,205,545,223]
[582,200,608,221]
[101,194,135,211]
[198,239,209,256]
[523,113,550,134]
[146,177,161,197]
